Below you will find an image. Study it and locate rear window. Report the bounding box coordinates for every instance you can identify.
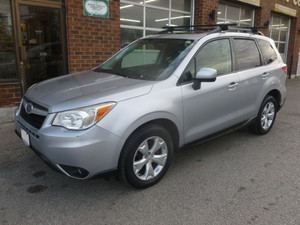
[257,39,277,65]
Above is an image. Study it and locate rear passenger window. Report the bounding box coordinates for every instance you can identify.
[257,39,277,65]
[234,39,261,71]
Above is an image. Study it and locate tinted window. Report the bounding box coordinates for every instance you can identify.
[257,39,277,65]
[181,39,232,83]
[234,39,261,71]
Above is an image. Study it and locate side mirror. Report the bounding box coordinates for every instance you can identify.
[192,68,217,90]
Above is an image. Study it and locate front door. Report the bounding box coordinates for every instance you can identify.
[16,1,67,91]
[180,38,239,144]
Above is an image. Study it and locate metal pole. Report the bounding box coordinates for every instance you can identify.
[289,55,293,79]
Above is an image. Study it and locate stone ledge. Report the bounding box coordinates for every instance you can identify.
[0,107,17,124]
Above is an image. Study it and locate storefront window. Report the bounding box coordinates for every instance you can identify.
[120,3,143,27]
[269,14,290,63]
[218,2,254,27]
[0,0,17,81]
[120,0,192,46]
[121,28,143,48]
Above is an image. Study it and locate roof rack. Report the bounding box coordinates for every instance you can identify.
[157,24,269,35]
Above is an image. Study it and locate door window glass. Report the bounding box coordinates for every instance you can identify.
[196,39,232,75]
[257,39,277,65]
[181,39,232,83]
[234,39,261,71]
[0,0,17,81]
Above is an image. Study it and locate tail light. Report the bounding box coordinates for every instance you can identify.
[282,65,287,75]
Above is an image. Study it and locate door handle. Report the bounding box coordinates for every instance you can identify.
[262,72,269,79]
[228,82,238,90]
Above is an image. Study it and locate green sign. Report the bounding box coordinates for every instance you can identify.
[84,0,109,18]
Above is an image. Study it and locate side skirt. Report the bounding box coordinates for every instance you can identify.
[181,116,257,150]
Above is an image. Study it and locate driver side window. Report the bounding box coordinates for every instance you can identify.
[181,39,232,83]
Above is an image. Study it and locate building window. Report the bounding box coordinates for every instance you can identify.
[269,14,290,63]
[0,0,17,81]
[120,0,192,47]
[217,2,254,27]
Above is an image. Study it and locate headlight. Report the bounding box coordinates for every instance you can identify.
[52,102,116,130]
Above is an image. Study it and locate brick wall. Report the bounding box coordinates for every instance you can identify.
[0,83,22,107]
[194,0,219,25]
[66,0,121,73]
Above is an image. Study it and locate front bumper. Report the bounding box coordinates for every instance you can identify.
[14,108,125,179]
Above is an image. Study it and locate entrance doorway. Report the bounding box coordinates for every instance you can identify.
[15,0,67,91]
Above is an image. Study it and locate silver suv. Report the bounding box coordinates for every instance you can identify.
[15,25,286,188]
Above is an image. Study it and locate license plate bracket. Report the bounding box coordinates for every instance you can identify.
[20,128,30,146]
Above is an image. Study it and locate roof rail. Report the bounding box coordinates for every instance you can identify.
[228,26,269,35]
[157,24,269,35]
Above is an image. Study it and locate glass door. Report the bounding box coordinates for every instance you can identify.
[16,1,67,91]
[269,14,290,63]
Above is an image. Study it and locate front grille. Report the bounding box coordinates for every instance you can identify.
[20,101,47,129]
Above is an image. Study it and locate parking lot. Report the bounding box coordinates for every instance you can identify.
[0,79,300,225]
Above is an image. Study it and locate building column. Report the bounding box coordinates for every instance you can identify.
[194,0,219,25]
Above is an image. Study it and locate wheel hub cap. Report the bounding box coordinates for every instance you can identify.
[261,102,275,130]
[133,136,168,181]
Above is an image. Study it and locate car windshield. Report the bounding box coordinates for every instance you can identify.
[95,38,194,81]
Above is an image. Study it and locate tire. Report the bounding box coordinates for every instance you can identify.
[119,124,173,189]
[249,95,277,135]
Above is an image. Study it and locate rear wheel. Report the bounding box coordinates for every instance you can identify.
[250,95,277,135]
[119,124,173,189]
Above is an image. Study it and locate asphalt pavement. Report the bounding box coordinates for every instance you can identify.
[0,79,300,225]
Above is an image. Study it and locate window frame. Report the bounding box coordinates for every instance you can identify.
[178,37,234,85]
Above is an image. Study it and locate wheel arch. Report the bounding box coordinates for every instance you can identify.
[122,118,180,152]
[266,89,281,111]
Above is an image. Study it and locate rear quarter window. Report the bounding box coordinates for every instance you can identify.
[257,39,277,65]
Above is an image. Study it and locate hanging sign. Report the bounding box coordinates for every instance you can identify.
[84,0,109,18]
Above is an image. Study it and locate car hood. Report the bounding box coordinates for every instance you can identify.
[25,70,154,113]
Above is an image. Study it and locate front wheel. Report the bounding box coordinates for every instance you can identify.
[249,95,277,135]
[119,124,173,189]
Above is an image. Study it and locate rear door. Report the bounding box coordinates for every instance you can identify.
[232,38,265,121]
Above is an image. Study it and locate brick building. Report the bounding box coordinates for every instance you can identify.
[1,0,300,117]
